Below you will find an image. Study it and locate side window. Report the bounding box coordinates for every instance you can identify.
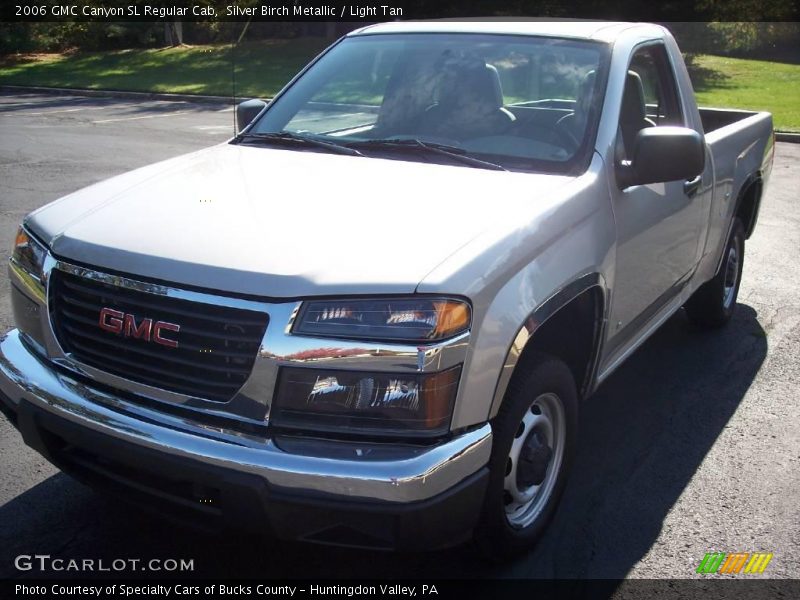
[618,44,683,159]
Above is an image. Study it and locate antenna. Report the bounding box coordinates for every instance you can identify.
[231,18,253,135]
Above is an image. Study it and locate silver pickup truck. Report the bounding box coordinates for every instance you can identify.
[1,21,774,557]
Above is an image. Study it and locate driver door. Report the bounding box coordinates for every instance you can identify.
[605,43,705,355]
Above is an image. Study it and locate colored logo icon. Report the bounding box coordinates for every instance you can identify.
[696,552,773,574]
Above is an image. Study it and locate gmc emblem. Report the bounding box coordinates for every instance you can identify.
[98,307,180,348]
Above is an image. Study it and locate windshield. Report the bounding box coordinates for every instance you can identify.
[249,33,610,173]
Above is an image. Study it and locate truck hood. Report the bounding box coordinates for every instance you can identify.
[29,143,572,297]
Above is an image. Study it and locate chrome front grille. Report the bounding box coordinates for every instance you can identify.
[49,269,269,402]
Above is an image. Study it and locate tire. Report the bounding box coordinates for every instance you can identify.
[474,354,578,560]
[685,218,745,329]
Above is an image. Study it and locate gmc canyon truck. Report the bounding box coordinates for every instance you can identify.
[1,21,774,557]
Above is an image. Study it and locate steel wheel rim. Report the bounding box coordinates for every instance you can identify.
[722,239,740,310]
[503,392,566,529]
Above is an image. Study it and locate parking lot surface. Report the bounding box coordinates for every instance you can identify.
[1,92,798,579]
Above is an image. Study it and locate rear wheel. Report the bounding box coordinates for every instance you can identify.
[474,354,578,559]
[685,218,745,328]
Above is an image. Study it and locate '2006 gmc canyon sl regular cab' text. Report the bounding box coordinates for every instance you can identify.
[1,22,773,557]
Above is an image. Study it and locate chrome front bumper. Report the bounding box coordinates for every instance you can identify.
[0,328,492,504]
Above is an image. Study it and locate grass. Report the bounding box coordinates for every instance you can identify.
[688,54,800,132]
[0,38,331,98]
[1,43,798,131]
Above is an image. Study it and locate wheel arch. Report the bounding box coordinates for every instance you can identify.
[487,273,607,421]
[711,171,763,280]
[734,172,763,240]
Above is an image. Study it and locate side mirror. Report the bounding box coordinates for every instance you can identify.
[618,126,704,189]
[236,99,268,132]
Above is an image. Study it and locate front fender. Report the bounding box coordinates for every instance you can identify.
[418,154,616,431]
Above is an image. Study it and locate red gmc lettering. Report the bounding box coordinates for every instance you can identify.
[123,314,152,341]
[98,307,124,334]
[154,321,180,348]
[98,307,179,348]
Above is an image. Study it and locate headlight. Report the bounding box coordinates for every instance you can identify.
[12,226,47,280]
[293,298,470,342]
[272,366,461,437]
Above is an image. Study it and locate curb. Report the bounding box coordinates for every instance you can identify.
[0,84,262,105]
[2,84,799,142]
[775,132,800,144]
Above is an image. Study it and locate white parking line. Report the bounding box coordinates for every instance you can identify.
[193,125,233,131]
[18,107,85,116]
[0,101,43,107]
[15,105,140,116]
[0,98,99,109]
[0,100,147,114]
[92,111,191,124]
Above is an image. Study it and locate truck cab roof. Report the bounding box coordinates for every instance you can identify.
[348,20,667,44]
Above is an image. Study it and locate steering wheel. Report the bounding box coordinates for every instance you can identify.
[551,115,583,151]
[531,118,580,153]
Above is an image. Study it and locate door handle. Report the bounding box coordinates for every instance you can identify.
[683,175,702,198]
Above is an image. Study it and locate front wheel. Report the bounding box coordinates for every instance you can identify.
[474,354,578,559]
[685,218,745,328]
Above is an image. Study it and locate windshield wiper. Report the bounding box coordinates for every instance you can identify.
[348,138,507,171]
[235,131,363,156]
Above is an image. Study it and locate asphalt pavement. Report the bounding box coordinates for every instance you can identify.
[0,92,798,580]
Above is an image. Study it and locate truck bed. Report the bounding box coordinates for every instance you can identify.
[694,106,773,289]
[699,107,763,134]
